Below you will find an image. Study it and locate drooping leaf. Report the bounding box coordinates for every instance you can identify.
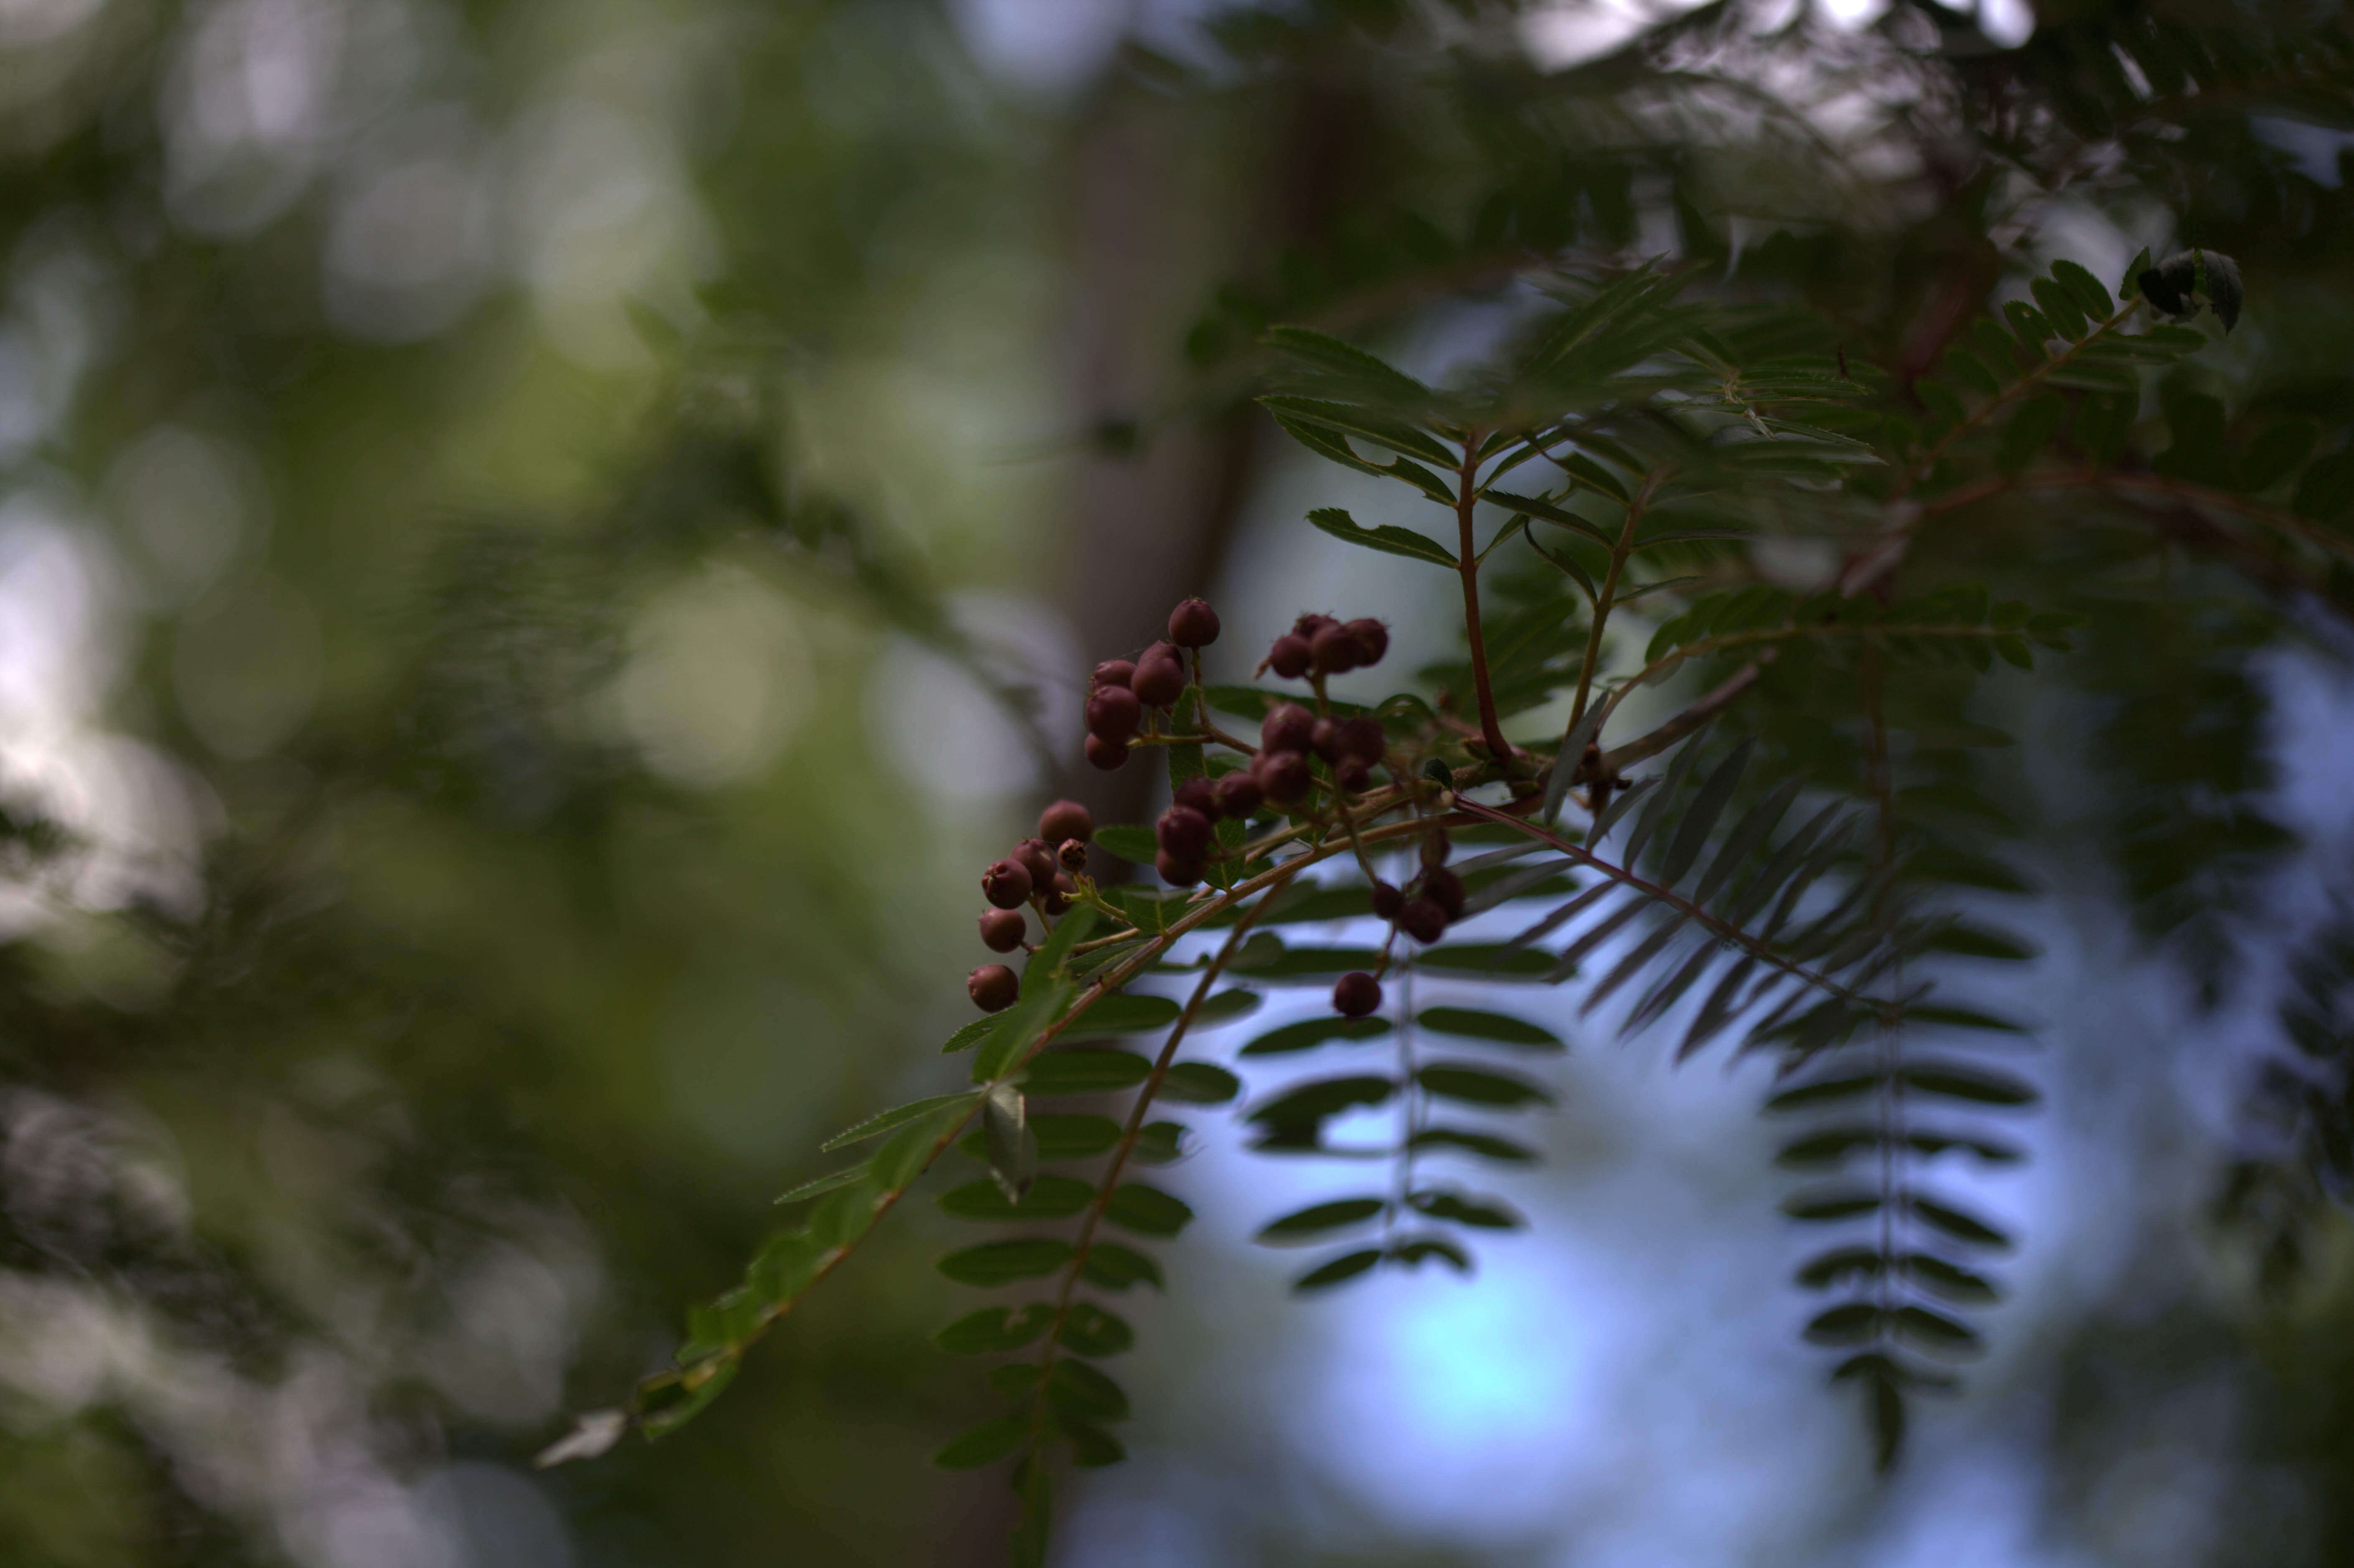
[1293,1249,1383,1293]
[1306,506,1459,569]
[1256,1197,1387,1244]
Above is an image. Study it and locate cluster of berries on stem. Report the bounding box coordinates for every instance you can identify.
[973,595,1471,1025]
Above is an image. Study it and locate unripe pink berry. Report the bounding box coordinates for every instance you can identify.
[1168,598,1220,648]
[1092,659,1135,690]
[1345,618,1389,666]
[1039,799,1094,846]
[1256,748,1312,806]
[1172,776,1218,817]
[1012,837,1059,888]
[1336,717,1386,762]
[1267,634,1312,679]
[982,859,1034,910]
[1213,771,1263,819]
[1084,734,1129,771]
[1131,655,1185,709]
[1398,897,1449,945]
[969,964,1019,1013]
[1157,805,1213,862]
[1262,702,1314,756]
[1086,685,1141,745]
[1332,971,1383,1017]
[1156,849,1203,888]
[1424,867,1466,918]
[979,908,1026,952]
[1310,623,1361,675]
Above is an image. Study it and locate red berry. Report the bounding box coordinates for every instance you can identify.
[1058,839,1089,873]
[1256,748,1312,806]
[1155,849,1203,888]
[979,908,1026,952]
[1086,686,1141,745]
[982,859,1034,909]
[1336,717,1386,762]
[1333,758,1370,793]
[1370,882,1404,920]
[1092,659,1134,690]
[1424,866,1466,918]
[1309,717,1341,762]
[1310,623,1361,675]
[1173,776,1218,816]
[1039,799,1094,846]
[1267,634,1312,679]
[1332,971,1383,1017]
[1168,598,1220,648]
[1262,702,1314,756]
[1043,873,1077,917]
[1398,897,1449,944]
[1131,656,1185,709]
[969,963,1019,1013]
[1157,805,1213,862]
[1012,837,1059,887]
[1213,771,1263,819]
[1085,734,1130,771]
[1345,618,1389,666]
[1294,613,1339,640]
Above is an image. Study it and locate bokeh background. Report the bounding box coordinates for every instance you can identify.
[0,0,2352,1563]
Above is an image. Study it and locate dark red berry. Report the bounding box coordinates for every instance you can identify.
[1086,685,1141,745]
[1333,758,1370,793]
[969,963,1019,1013]
[1039,799,1094,846]
[1294,613,1340,640]
[1157,805,1213,862]
[1173,776,1218,817]
[1345,618,1389,666]
[1043,873,1077,917]
[1012,837,1059,887]
[1309,717,1342,763]
[1058,839,1089,873]
[1421,831,1452,867]
[1335,717,1386,762]
[1214,771,1263,819]
[1262,702,1314,756]
[1155,849,1203,888]
[1424,866,1466,918]
[1168,598,1220,649]
[1085,734,1130,771]
[1370,882,1404,920]
[1132,656,1186,709]
[982,859,1033,909]
[979,908,1026,952]
[1332,971,1383,1017]
[1267,634,1312,679]
[1311,623,1361,675]
[1398,897,1449,944]
[1256,748,1312,806]
[1092,659,1134,690]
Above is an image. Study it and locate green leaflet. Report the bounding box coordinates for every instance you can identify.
[1305,506,1459,569]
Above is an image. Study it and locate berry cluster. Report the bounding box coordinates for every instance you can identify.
[1260,612,1388,681]
[971,597,1424,1017]
[1083,599,1221,771]
[1328,831,1463,1019]
[967,798,1097,1014]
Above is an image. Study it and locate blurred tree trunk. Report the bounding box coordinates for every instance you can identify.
[1050,71,1370,862]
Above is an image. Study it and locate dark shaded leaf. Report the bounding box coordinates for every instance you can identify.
[937,1240,1075,1287]
[1160,1062,1242,1104]
[1060,1303,1134,1358]
[934,1304,1056,1356]
[1104,1182,1193,1238]
[1023,1050,1153,1097]
[1080,1243,1164,1292]
[1246,1075,1396,1127]
[1416,1006,1565,1050]
[1409,1127,1540,1164]
[1256,1197,1387,1244]
[933,1415,1028,1470]
[1240,1016,1393,1056]
[1294,1249,1383,1293]
[1416,1062,1555,1107]
[1908,1195,2012,1251]
[1307,506,1458,568]
[1902,1062,2038,1107]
